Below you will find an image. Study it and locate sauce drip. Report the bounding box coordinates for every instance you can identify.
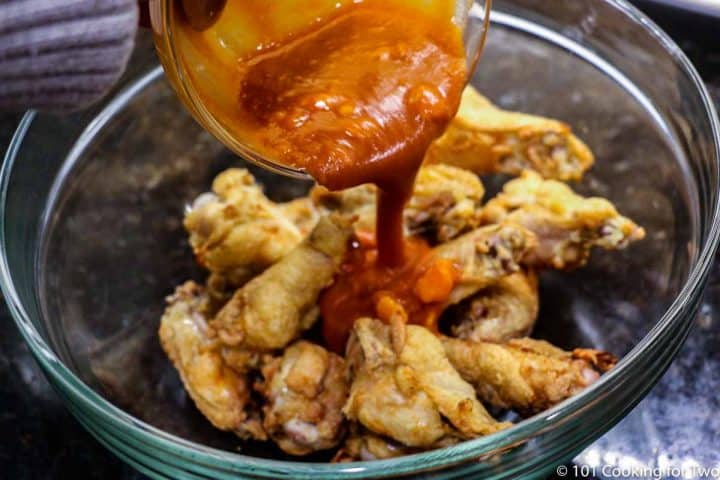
[320,233,459,353]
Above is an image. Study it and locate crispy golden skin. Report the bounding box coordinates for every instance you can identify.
[425,87,594,181]
[212,215,352,350]
[442,336,617,415]
[278,197,322,238]
[344,318,447,448]
[158,282,265,439]
[433,222,537,305]
[406,164,485,242]
[259,341,349,455]
[311,164,485,242]
[482,170,645,270]
[184,169,304,286]
[449,271,539,343]
[399,324,509,436]
[343,318,509,448]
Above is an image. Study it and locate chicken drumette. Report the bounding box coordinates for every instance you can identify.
[434,222,537,306]
[212,215,352,350]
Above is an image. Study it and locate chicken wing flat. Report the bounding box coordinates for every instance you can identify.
[481,170,645,270]
[442,336,617,415]
[184,168,304,286]
[212,215,352,350]
[399,324,510,436]
[311,164,485,242]
[344,318,508,448]
[425,87,594,181]
[433,222,537,305]
[259,341,348,455]
[158,281,265,439]
[448,271,539,343]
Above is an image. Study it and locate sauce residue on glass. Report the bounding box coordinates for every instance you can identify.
[173,0,468,348]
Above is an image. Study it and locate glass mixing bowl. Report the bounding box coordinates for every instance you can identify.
[2,1,719,478]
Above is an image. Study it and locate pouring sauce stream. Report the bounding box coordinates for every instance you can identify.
[174,0,468,347]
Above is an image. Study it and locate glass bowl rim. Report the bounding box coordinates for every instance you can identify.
[2,0,720,476]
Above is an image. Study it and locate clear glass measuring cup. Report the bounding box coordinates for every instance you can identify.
[148,0,492,179]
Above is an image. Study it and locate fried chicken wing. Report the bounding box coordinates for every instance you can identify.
[212,215,352,350]
[434,223,537,305]
[184,169,304,286]
[278,197,322,237]
[399,325,509,436]
[448,271,539,343]
[425,87,594,181]
[343,318,448,448]
[406,164,485,242]
[481,170,645,270]
[158,282,265,439]
[259,341,349,455]
[311,164,485,242]
[442,336,617,415]
[344,318,508,448]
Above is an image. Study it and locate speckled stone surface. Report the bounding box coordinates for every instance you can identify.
[0,2,718,479]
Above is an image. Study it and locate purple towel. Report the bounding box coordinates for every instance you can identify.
[0,0,139,112]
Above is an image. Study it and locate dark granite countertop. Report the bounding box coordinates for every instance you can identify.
[1,2,718,479]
